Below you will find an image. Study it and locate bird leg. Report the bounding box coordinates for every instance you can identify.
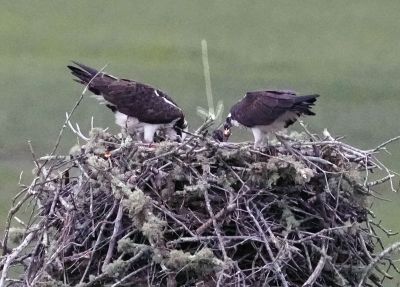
[251,127,266,149]
[264,137,279,155]
[251,128,278,155]
[143,124,160,144]
[119,128,131,146]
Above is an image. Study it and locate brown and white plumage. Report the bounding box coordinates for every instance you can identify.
[224,90,319,147]
[67,62,187,143]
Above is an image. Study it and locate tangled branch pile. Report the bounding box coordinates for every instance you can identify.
[1,126,399,287]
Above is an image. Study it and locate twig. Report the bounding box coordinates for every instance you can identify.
[39,64,108,173]
[196,202,237,235]
[358,241,400,286]
[27,140,39,169]
[367,175,394,187]
[245,201,288,287]
[302,242,327,287]
[66,113,90,141]
[2,191,33,255]
[203,189,229,262]
[79,200,119,284]
[102,202,124,269]
[371,135,400,152]
[110,263,151,287]
[0,229,37,286]
[80,250,148,287]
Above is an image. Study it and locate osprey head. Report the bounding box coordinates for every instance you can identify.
[212,128,231,142]
[174,117,188,141]
[222,114,233,140]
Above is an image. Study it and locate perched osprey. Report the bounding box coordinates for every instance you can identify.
[68,62,187,143]
[224,90,319,148]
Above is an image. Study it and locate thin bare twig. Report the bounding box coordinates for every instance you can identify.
[302,242,327,287]
[102,202,124,269]
[358,241,400,287]
[39,64,108,172]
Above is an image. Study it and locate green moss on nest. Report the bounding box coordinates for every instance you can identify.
[117,238,150,255]
[5,126,396,286]
[141,213,166,243]
[249,155,314,187]
[122,189,151,217]
[166,248,224,275]
[101,258,128,276]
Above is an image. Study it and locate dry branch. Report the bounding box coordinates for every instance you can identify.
[1,125,399,287]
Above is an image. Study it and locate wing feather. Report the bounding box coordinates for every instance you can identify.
[68,62,184,124]
[230,90,318,127]
[231,91,296,126]
[108,87,183,124]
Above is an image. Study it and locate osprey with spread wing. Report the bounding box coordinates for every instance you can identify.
[224,90,319,148]
[67,62,187,143]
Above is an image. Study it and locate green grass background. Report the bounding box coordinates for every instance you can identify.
[0,0,399,284]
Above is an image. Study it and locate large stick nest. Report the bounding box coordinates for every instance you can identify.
[1,127,399,287]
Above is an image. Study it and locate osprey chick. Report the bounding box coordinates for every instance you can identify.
[68,62,187,143]
[224,90,319,148]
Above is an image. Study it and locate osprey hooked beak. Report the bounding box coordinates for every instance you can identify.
[211,122,232,142]
[222,122,232,141]
[223,127,232,141]
[173,118,188,142]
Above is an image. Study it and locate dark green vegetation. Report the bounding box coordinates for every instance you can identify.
[0,0,399,283]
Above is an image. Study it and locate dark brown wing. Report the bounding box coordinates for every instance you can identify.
[67,62,184,125]
[105,84,184,124]
[230,90,318,127]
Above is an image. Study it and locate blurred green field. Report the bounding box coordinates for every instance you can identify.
[0,0,399,284]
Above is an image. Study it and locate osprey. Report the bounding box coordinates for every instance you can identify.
[67,62,187,143]
[224,90,319,148]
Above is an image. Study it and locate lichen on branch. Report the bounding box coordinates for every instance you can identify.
[1,126,399,287]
